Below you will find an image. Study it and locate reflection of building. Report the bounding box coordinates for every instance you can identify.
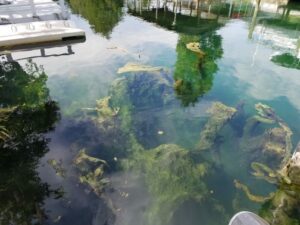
[0,0,85,56]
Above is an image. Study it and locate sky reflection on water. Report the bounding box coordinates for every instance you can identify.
[1,1,300,225]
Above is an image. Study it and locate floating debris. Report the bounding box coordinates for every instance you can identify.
[186,42,205,57]
[157,130,164,135]
[117,63,163,74]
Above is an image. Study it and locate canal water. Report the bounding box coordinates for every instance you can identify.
[1,0,300,225]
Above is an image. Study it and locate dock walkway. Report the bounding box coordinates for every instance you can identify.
[0,0,85,54]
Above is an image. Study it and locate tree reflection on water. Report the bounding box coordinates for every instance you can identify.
[0,60,61,225]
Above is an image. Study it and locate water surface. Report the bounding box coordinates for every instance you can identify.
[1,1,300,225]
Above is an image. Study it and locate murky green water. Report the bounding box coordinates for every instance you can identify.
[1,0,300,225]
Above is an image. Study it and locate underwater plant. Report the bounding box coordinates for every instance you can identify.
[129,144,213,225]
[197,102,237,151]
[232,103,300,225]
[73,149,109,196]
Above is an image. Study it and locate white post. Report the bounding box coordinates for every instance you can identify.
[40,48,46,57]
[29,0,37,17]
[6,4,14,23]
[59,0,68,19]
[172,0,178,26]
[156,0,158,19]
[228,0,233,17]
[237,0,243,17]
[6,53,13,62]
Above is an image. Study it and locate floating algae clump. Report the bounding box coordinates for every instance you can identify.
[117,63,163,74]
[129,144,210,225]
[186,42,205,57]
[74,149,109,196]
[197,102,237,151]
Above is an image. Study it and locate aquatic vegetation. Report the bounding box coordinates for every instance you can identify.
[186,42,205,57]
[233,102,300,225]
[271,53,300,70]
[128,144,211,225]
[74,149,109,196]
[251,162,278,184]
[254,103,279,124]
[110,70,174,110]
[47,159,66,178]
[90,75,229,225]
[234,180,275,203]
[197,102,237,151]
[117,63,163,74]
[261,125,292,163]
[96,96,119,123]
[281,144,300,186]
[258,143,300,225]
[241,103,292,169]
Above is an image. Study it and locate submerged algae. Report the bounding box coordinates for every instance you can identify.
[47,159,66,178]
[197,102,237,151]
[234,104,300,225]
[259,143,300,225]
[234,180,275,203]
[93,75,223,225]
[74,149,109,196]
[241,103,292,170]
[117,63,163,74]
[127,144,211,225]
[255,103,279,124]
